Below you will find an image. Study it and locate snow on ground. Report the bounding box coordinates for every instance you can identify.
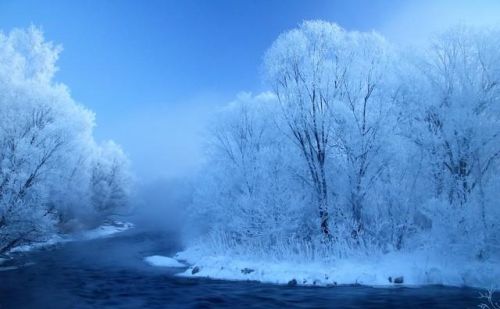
[173,247,500,289]
[74,221,134,241]
[144,255,186,268]
[9,234,68,253]
[8,221,134,254]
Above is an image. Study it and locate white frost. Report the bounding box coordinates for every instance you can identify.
[144,255,186,268]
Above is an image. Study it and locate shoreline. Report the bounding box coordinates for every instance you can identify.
[169,248,500,290]
[7,221,134,256]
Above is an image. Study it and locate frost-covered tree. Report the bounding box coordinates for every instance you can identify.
[90,141,131,217]
[398,26,500,257]
[189,92,311,247]
[185,21,500,269]
[264,21,350,236]
[0,27,131,252]
[264,21,398,240]
[332,29,397,241]
[407,27,500,205]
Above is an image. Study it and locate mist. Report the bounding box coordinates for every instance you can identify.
[131,177,193,234]
[105,0,500,219]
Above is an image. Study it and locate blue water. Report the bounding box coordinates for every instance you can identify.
[0,228,484,308]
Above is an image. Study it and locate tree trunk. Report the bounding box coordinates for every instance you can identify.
[318,167,330,236]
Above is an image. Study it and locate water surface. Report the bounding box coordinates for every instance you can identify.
[0,227,483,308]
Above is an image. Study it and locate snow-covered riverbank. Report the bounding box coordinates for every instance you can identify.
[7,221,134,255]
[163,247,500,289]
[144,255,186,267]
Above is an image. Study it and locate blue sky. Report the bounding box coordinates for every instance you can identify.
[1,0,499,180]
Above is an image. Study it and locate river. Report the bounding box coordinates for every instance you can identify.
[0,227,483,308]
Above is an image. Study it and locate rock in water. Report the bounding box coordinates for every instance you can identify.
[241,268,254,274]
[288,279,297,286]
[191,266,200,275]
[394,276,404,284]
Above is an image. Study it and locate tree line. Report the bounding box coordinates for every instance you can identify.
[188,21,500,261]
[0,27,131,253]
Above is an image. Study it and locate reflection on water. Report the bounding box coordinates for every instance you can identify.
[0,228,482,308]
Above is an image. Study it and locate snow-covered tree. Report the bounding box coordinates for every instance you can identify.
[90,141,131,217]
[187,21,500,265]
[0,27,131,252]
[264,21,399,241]
[264,21,351,237]
[189,92,312,247]
[396,26,500,258]
[406,26,500,205]
[332,28,397,242]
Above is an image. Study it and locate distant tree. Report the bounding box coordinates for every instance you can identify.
[90,141,131,217]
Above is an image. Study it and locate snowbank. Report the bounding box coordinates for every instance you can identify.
[9,235,67,253]
[75,221,134,241]
[175,247,500,289]
[144,255,186,268]
[8,221,134,254]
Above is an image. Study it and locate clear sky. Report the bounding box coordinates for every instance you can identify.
[1,0,499,181]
